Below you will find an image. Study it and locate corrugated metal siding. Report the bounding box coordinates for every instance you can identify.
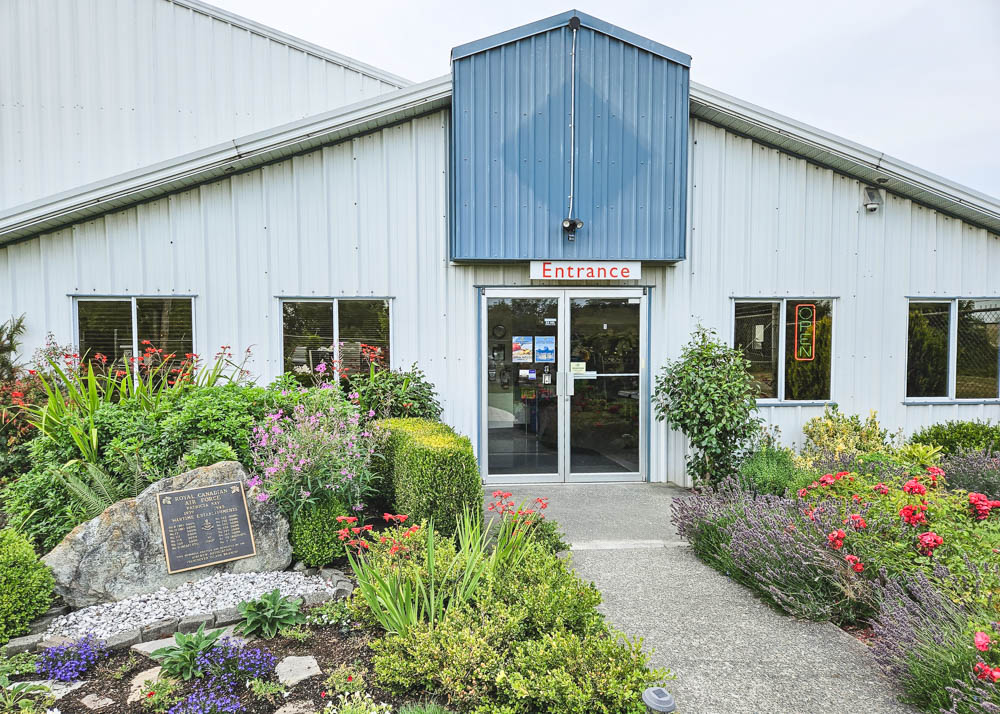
[3,112,1000,487]
[451,23,688,261]
[650,119,1000,486]
[0,0,401,212]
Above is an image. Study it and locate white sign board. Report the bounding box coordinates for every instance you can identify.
[530,260,641,281]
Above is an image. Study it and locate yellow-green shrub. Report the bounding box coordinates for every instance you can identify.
[377,419,482,537]
[797,405,897,468]
[0,528,54,645]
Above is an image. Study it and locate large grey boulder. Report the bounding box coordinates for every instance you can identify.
[43,461,291,608]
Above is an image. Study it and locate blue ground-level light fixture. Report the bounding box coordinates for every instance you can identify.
[450,10,691,262]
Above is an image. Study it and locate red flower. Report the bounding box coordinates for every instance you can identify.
[844,513,867,530]
[973,661,1000,682]
[917,531,943,556]
[347,675,353,682]
[903,478,927,496]
[969,492,1000,520]
[844,554,865,573]
[899,503,928,527]
[827,529,846,550]
[873,482,890,495]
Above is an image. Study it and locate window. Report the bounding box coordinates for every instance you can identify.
[733,299,833,402]
[281,299,391,382]
[76,297,194,370]
[907,299,1000,400]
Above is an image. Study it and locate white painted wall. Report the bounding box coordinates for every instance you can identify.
[2,113,998,486]
[0,0,402,212]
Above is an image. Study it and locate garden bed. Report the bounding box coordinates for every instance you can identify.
[11,606,407,713]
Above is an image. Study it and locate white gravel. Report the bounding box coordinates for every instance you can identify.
[44,571,338,640]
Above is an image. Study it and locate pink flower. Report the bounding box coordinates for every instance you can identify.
[903,478,927,496]
[315,362,327,373]
[975,631,992,652]
[256,492,270,502]
[917,531,943,556]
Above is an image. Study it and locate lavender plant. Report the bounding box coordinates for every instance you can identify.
[35,633,109,681]
[942,449,1000,499]
[871,564,1000,713]
[671,479,876,624]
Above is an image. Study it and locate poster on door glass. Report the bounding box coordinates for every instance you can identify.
[535,336,555,363]
[511,336,533,363]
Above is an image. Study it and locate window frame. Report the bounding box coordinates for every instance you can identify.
[730,297,837,406]
[276,296,395,376]
[904,297,1000,404]
[72,295,197,373]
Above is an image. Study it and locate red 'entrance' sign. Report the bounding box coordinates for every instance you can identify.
[795,303,816,362]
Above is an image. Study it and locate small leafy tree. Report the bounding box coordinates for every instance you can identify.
[653,326,760,485]
[0,314,26,383]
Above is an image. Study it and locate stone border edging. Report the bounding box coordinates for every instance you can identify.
[2,568,353,657]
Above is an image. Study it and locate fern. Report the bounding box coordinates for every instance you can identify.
[0,313,26,382]
[58,449,148,518]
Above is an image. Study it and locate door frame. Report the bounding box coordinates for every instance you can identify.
[479,287,648,484]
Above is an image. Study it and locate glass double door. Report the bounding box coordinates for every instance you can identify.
[482,288,646,483]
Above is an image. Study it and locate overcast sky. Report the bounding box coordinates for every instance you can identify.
[212,0,1000,199]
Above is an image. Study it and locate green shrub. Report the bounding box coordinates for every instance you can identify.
[529,517,569,555]
[157,384,295,468]
[489,628,667,714]
[798,405,895,467]
[652,327,761,485]
[379,419,482,537]
[0,528,54,645]
[911,419,1000,456]
[289,498,350,567]
[348,364,442,422]
[739,445,799,495]
[181,440,238,471]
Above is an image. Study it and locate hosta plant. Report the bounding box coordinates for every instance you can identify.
[235,589,305,639]
[150,624,225,681]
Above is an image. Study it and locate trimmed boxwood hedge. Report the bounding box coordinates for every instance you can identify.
[289,497,352,567]
[378,418,482,536]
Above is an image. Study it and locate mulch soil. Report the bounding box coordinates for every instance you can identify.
[15,608,410,714]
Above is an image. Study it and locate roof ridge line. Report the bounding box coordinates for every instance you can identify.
[167,0,412,88]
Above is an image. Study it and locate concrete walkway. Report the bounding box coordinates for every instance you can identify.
[492,483,916,714]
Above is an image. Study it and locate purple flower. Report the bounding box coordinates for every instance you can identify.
[256,492,270,502]
[315,362,327,374]
[245,476,261,488]
[36,634,109,681]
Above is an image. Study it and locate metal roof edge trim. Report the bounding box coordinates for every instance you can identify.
[0,76,451,244]
[690,81,1000,232]
[450,9,691,67]
[168,0,412,87]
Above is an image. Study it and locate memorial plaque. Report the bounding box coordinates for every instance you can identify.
[156,481,257,574]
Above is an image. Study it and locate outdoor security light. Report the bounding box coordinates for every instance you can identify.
[562,217,584,241]
[643,686,677,713]
[863,186,883,213]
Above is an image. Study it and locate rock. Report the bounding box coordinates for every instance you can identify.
[275,702,316,714]
[1,633,43,656]
[303,590,331,606]
[292,561,307,572]
[105,628,142,649]
[81,693,116,709]
[141,618,178,642]
[35,635,72,652]
[177,612,215,633]
[213,606,243,627]
[127,666,161,704]
[18,680,84,700]
[43,462,292,608]
[275,655,321,686]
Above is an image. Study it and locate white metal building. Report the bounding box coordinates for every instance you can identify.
[2,2,999,487]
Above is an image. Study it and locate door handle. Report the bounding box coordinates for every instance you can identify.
[567,372,575,397]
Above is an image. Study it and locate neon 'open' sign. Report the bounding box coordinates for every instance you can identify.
[795,303,816,362]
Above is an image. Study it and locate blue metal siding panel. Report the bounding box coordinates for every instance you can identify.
[451,22,689,262]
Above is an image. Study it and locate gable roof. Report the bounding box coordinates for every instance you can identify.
[1,10,997,245]
[451,9,691,67]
